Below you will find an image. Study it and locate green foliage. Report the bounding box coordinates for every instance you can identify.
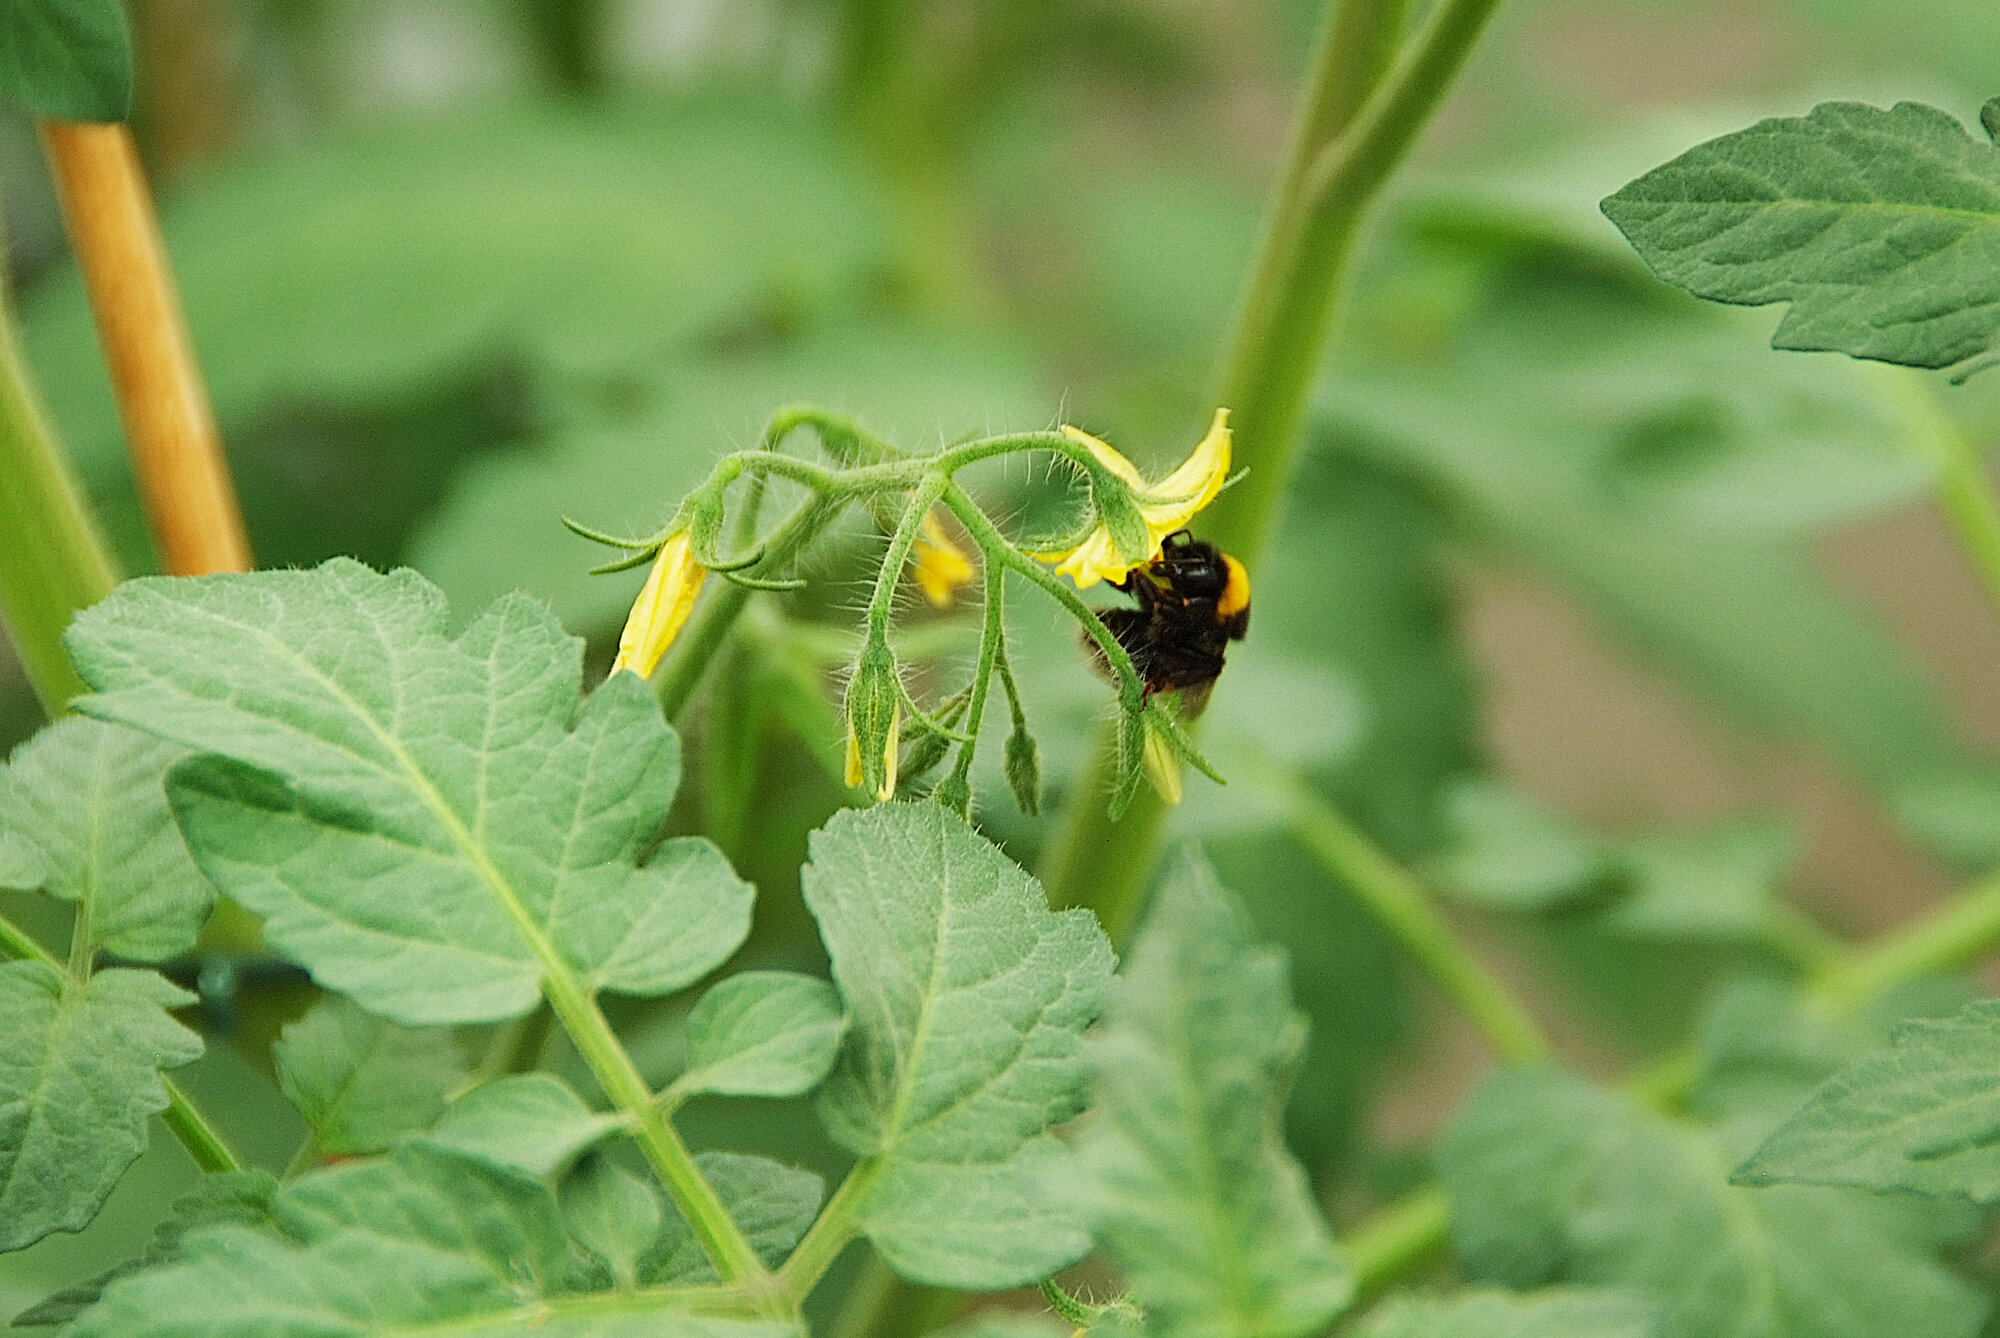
[424,1074,625,1181]
[274,997,469,1157]
[637,1153,822,1285]
[1603,100,2000,372]
[803,804,1112,1288]
[0,717,213,960]
[671,972,845,1103]
[1437,1068,1986,1338]
[0,964,202,1251]
[1078,852,1352,1338]
[63,1142,792,1338]
[67,560,753,1026]
[1737,1000,2000,1201]
[1354,1289,1657,1338]
[0,0,131,121]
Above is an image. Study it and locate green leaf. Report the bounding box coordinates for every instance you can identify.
[1437,1067,1986,1338]
[1,717,213,960]
[638,1152,823,1285]
[275,996,468,1156]
[1355,1289,1658,1338]
[1736,1000,2000,1202]
[15,1170,278,1326]
[561,1152,660,1289]
[1078,852,1353,1338]
[1601,819,1793,941]
[67,1142,793,1337]
[1321,239,1959,793]
[423,1073,625,1181]
[1602,101,2000,371]
[0,0,131,121]
[68,560,754,1026]
[0,821,43,889]
[0,961,202,1251]
[803,804,1113,1288]
[1430,779,1609,913]
[672,971,844,1101]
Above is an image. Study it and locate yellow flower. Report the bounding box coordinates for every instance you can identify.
[843,706,900,802]
[911,510,977,608]
[611,531,706,679]
[1037,408,1232,588]
[1140,717,1183,806]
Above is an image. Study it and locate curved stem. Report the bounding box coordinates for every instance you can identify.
[939,554,1007,805]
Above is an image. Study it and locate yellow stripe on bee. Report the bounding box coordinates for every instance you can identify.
[1217,554,1250,619]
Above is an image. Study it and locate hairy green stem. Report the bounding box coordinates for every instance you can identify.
[0,270,119,715]
[1040,0,1506,924]
[1281,774,1550,1064]
[538,971,772,1295]
[938,554,1009,808]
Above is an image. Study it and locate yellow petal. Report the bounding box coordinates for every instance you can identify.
[1141,721,1183,806]
[1060,424,1145,488]
[611,531,706,679]
[1036,409,1234,588]
[844,727,864,788]
[912,510,977,608]
[877,709,900,803]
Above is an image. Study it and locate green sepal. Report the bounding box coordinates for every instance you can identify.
[844,637,901,798]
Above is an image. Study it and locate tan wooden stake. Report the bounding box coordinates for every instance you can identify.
[39,121,250,576]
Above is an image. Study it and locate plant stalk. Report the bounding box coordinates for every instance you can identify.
[0,273,118,714]
[40,121,250,577]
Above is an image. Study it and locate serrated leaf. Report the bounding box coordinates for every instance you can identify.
[0,821,43,888]
[803,804,1112,1288]
[1736,999,2000,1201]
[15,1170,278,1326]
[0,961,202,1251]
[275,996,468,1155]
[0,0,131,121]
[561,1152,660,1289]
[1079,852,1352,1338]
[1430,779,1609,912]
[1355,1288,1658,1338]
[423,1073,625,1181]
[1437,1067,1985,1338]
[67,1142,792,1337]
[1,717,213,959]
[67,560,753,1026]
[673,971,844,1101]
[639,1152,823,1285]
[1603,101,2000,370]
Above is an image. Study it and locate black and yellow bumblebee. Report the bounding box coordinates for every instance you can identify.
[1094,530,1250,710]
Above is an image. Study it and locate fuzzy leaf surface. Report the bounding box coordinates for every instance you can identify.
[0,717,213,959]
[1079,852,1351,1338]
[0,0,131,121]
[275,996,468,1155]
[67,560,753,1025]
[67,1142,792,1337]
[0,962,202,1251]
[639,1152,823,1285]
[423,1073,625,1181]
[1737,999,2000,1201]
[1603,101,2000,369]
[674,970,844,1100]
[803,804,1112,1288]
[1356,1289,1657,1338]
[1437,1067,1985,1338]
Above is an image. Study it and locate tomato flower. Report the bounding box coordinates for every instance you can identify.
[1036,407,1232,589]
[911,509,977,608]
[611,531,706,679]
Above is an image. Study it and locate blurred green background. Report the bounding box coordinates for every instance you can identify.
[6,0,2000,1327]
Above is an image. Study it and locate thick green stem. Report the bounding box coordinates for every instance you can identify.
[776,1159,879,1304]
[1343,1183,1450,1299]
[1894,371,2000,629]
[1282,775,1549,1065]
[537,970,773,1296]
[1039,0,1506,923]
[0,276,119,715]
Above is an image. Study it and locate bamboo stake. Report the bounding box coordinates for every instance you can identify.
[39,121,249,576]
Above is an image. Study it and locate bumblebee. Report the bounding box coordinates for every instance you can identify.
[1094,530,1250,707]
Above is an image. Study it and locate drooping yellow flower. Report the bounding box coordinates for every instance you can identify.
[1037,408,1232,588]
[611,531,706,679]
[911,510,977,608]
[1140,717,1184,806]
